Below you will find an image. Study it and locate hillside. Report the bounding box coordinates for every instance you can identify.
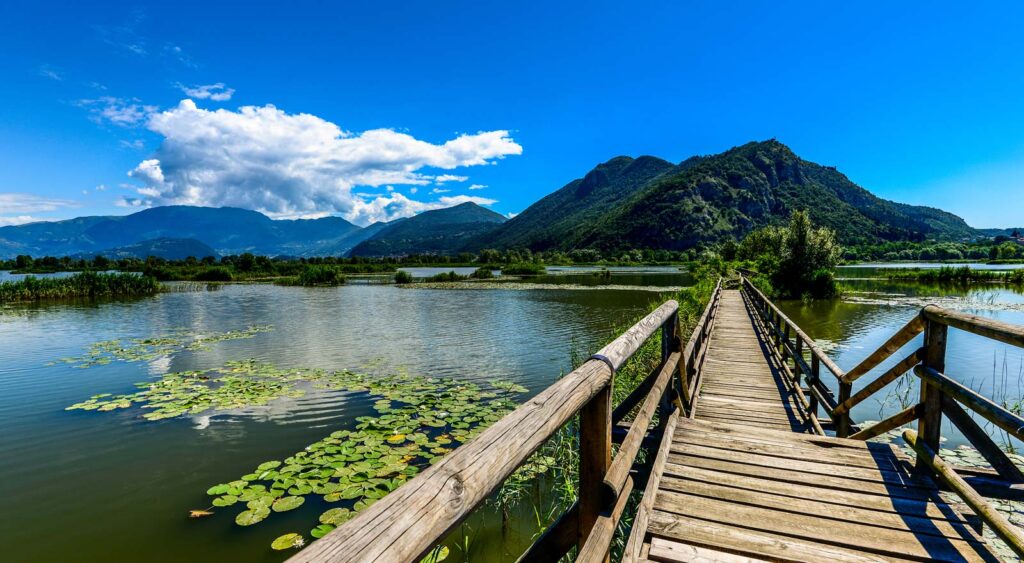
[92,238,220,260]
[0,206,363,258]
[482,140,978,252]
[350,203,506,257]
[464,156,683,251]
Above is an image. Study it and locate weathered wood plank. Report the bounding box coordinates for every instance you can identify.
[653,490,992,561]
[647,511,918,563]
[648,537,768,563]
[622,411,680,563]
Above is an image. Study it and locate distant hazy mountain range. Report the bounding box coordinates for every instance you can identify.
[0,140,1002,259]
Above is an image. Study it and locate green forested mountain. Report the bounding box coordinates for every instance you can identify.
[485,140,978,252]
[465,155,685,251]
[89,237,220,260]
[349,202,507,257]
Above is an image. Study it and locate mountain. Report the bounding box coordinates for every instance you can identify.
[480,140,978,252]
[350,203,507,257]
[0,206,363,258]
[464,156,685,251]
[978,228,1024,238]
[91,238,220,260]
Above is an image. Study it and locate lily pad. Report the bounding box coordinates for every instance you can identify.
[272,496,305,512]
[271,532,304,551]
[310,524,335,538]
[236,507,270,526]
[319,508,353,525]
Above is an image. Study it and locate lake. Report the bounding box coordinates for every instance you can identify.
[4,265,1024,561]
[0,283,669,562]
[779,267,1024,448]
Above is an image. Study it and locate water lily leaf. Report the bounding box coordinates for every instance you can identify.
[257,460,282,471]
[319,507,353,525]
[310,524,335,539]
[206,484,230,496]
[271,533,304,551]
[272,496,305,512]
[235,507,270,526]
[212,495,238,507]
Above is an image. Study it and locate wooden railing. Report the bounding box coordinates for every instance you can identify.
[290,281,723,563]
[740,275,1024,557]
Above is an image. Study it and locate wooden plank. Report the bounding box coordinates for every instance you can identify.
[648,537,768,563]
[658,469,969,523]
[648,511,917,563]
[653,490,992,562]
[678,417,869,448]
[623,412,680,563]
[663,458,936,500]
[655,480,982,542]
[666,445,922,487]
[670,434,901,471]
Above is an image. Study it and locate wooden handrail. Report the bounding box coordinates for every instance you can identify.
[905,429,1024,558]
[840,316,925,384]
[915,365,1024,443]
[740,276,845,380]
[922,305,1024,349]
[289,300,682,563]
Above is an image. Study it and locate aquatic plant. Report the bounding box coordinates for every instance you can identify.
[0,271,160,303]
[50,325,273,368]
[394,270,414,284]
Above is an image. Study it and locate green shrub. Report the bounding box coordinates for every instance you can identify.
[502,263,545,276]
[0,272,160,303]
[470,267,495,279]
[192,267,233,282]
[394,271,413,284]
[296,265,346,286]
[426,271,467,282]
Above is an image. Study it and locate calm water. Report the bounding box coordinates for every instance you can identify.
[777,271,1024,447]
[0,284,668,563]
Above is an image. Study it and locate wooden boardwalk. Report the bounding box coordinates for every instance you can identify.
[693,290,810,433]
[629,290,1001,562]
[305,278,1024,563]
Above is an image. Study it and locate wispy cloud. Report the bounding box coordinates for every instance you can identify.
[468,184,487,190]
[506,211,518,219]
[434,174,467,184]
[430,187,451,194]
[93,15,148,56]
[120,139,145,149]
[176,82,234,101]
[124,99,521,224]
[165,44,197,68]
[77,96,158,127]
[38,64,63,81]
[0,193,79,225]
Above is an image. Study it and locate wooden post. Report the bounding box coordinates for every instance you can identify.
[579,386,612,559]
[808,355,819,417]
[917,318,947,471]
[794,338,803,375]
[836,380,852,437]
[781,324,791,363]
[663,312,681,416]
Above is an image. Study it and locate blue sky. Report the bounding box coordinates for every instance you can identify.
[2,1,1023,227]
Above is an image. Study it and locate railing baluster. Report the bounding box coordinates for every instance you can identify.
[809,354,820,418]
[578,387,612,560]
[916,318,947,471]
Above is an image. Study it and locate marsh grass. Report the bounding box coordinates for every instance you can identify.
[0,271,159,303]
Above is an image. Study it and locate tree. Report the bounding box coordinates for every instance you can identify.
[740,210,842,299]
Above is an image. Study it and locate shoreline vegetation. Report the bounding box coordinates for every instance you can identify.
[879,265,1024,285]
[0,271,160,303]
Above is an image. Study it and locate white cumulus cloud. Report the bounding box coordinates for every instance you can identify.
[125,99,521,224]
[177,82,234,101]
[434,174,467,184]
[468,184,487,190]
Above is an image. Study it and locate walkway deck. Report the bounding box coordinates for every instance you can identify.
[631,290,999,562]
[693,290,810,433]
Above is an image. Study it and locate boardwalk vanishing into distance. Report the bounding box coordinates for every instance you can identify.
[291,276,1024,562]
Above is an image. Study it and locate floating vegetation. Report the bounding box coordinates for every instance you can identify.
[64,348,532,553]
[50,325,273,368]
